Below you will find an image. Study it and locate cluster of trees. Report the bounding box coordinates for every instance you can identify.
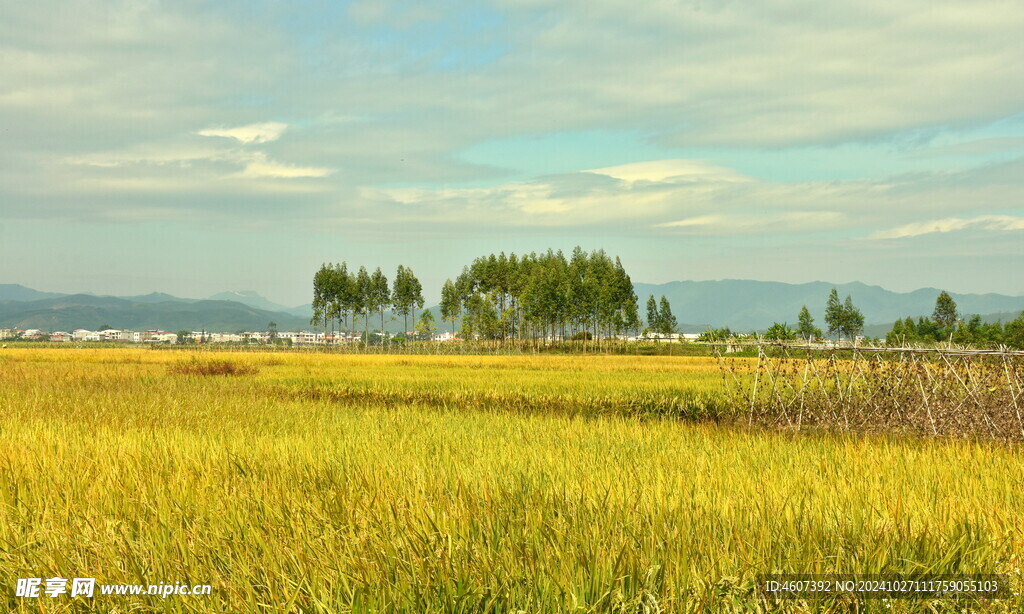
[645,295,678,338]
[887,291,1024,348]
[310,263,426,343]
[824,289,865,340]
[439,247,641,341]
[761,293,858,342]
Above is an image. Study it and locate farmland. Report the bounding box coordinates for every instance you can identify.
[2,348,1023,612]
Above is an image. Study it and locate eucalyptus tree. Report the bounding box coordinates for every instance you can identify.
[355,266,371,343]
[311,263,333,337]
[824,288,843,340]
[440,279,461,336]
[368,267,390,345]
[646,295,659,337]
[658,296,678,336]
[329,262,356,335]
[391,265,414,336]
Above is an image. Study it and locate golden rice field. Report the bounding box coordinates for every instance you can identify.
[1,347,1023,613]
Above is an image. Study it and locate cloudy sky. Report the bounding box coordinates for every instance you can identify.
[2,0,1023,306]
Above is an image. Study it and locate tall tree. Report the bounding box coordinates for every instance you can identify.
[311,263,332,337]
[824,288,844,340]
[796,305,821,341]
[646,294,659,337]
[440,279,460,335]
[355,266,371,344]
[841,295,865,340]
[329,262,354,336]
[369,268,390,345]
[407,268,424,335]
[658,295,678,336]
[392,265,412,335]
[933,290,959,330]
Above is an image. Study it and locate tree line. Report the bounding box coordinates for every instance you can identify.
[439,247,642,342]
[758,289,864,342]
[886,291,1024,348]
[310,263,426,343]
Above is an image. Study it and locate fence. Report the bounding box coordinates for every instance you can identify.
[713,342,1024,441]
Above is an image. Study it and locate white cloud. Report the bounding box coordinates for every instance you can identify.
[868,215,1024,240]
[585,159,750,184]
[232,154,332,179]
[198,122,289,144]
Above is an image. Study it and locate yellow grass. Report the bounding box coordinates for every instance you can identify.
[1,347,1022,612]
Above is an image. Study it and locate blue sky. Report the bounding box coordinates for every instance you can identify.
[2,0,1023,306]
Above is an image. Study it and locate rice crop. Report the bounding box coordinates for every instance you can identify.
[1,347,1022,613]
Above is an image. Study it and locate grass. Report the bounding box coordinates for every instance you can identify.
[1,347,1022,612]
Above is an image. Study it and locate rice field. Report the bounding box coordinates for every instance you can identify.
[1,347,1022,613]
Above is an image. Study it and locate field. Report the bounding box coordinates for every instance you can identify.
[2,347,1023,613]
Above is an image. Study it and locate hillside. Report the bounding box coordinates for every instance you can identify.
[3,281,1023,334]
[0,295,312,332]
[634,280,1024,332]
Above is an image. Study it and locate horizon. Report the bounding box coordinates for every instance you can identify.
[5,275,1023,314]
[3,2,1023,305]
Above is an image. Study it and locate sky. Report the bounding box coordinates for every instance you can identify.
[2,0,1023,307]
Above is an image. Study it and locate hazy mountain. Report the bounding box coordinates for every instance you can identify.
[3,281,1022,335]
[119,292,196,304]
[207,291,297,314]
[633,280,1024,332]
[0,284,65,302]
[0,295,312,332]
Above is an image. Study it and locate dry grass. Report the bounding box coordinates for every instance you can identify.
[168,356,259,377]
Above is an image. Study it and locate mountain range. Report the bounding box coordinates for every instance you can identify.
[2,282,1022,334]
[634,280,1024,333]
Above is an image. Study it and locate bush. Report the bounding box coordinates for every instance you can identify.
[168,358,258,376]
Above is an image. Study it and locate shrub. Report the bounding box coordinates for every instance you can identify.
[168,357,258,376]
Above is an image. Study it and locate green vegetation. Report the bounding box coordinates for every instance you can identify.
[887,291,1024,348]
[825,288,865,341]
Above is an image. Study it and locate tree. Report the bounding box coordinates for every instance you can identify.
[841,295,864,340]
[415,310,437,340]
[658,295,678,337]
[1005,312,1024,350]
[796,305,821,341]
[330,262,355,334]
[267,321,278,342]
[98,324,113,331]
[392,265,425,337]
[368,268,390,346]
[886,318,910,346]
[646,295,659,338]
[175,330,191,344]
[311,262,332,335]
[933,291,959,331]
[440,279,460,336]
[824,288,843,339]
[765,322,796,341]
[355,266,371,344]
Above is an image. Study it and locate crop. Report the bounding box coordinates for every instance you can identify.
[1,348,1022,612]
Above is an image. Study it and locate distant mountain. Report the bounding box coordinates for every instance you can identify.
[208,291,290,313]
[0,295,313,332]
[119,292,196,304]
[0,284,65,302]
[633,280,1024,332]
[4,281,1022,335]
